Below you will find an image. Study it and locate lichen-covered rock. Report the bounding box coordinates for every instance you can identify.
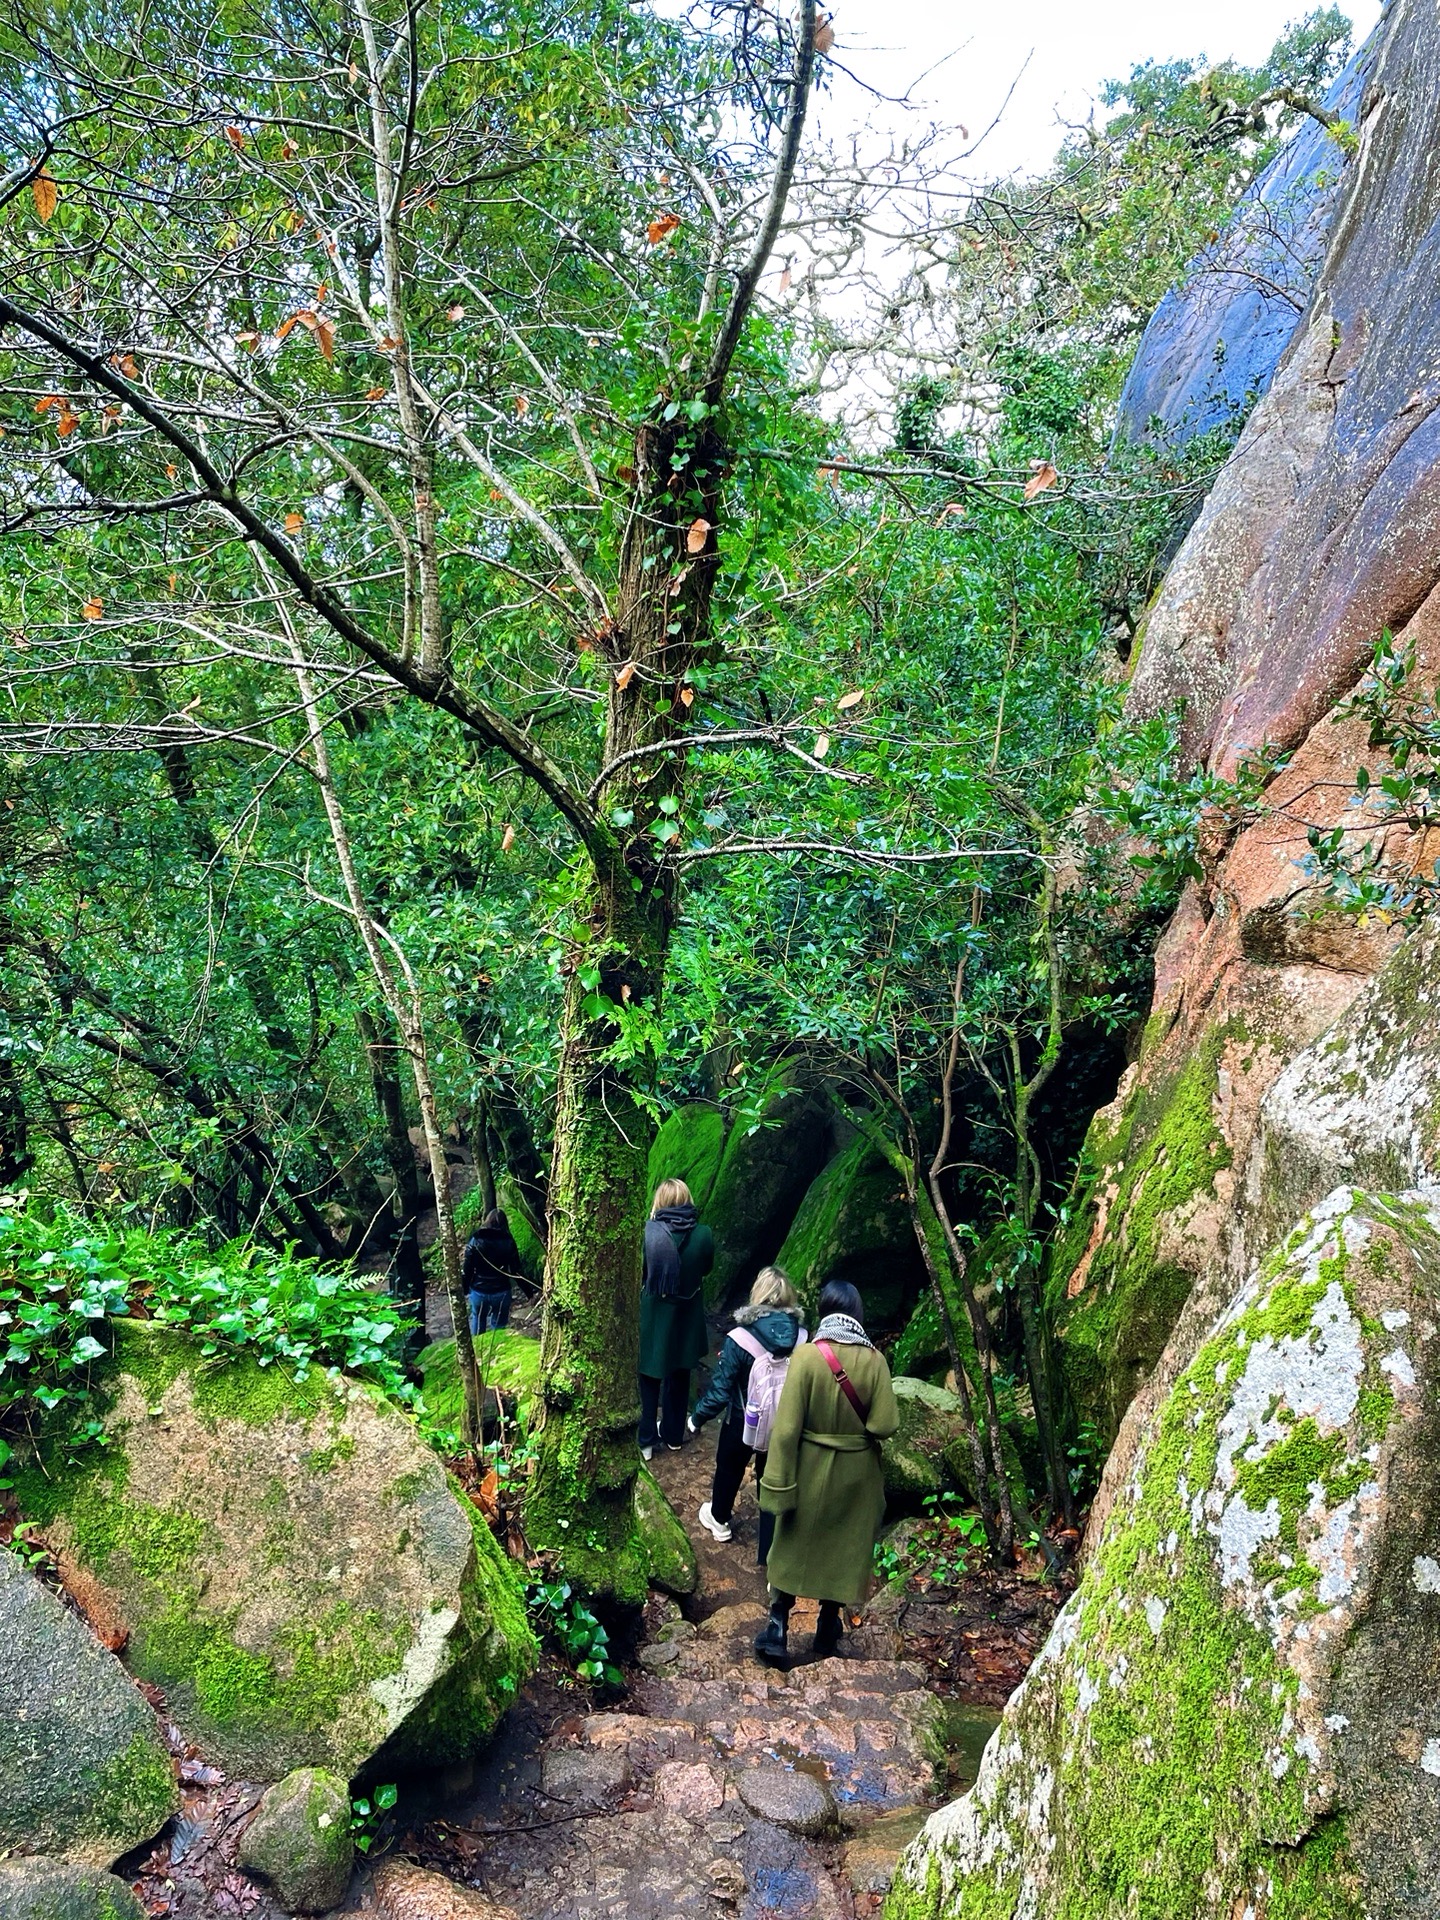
[1115,40,1371,448]
[892,1187,1440,1919]
[0,1545,176,1868]
[12,1323,536,1782]
[776,1137,926,1328]
[372,1860,519,1920]
[237,1767,353,1913]
[0,1861,145,1920]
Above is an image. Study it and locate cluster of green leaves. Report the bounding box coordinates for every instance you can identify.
[1304,632,1440,923]
[0,1189,417,1437]
[349,1782,398,1855]
[874,1494,991,1590]
[1093,716,1291,893]
[527,1577,623,1689]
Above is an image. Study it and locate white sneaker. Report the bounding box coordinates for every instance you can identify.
[698,1501,733,1543]
[641,1445,653,1462]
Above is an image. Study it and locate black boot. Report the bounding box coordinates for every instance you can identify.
[813,1601,844,1660]
[753,1598,792,1665]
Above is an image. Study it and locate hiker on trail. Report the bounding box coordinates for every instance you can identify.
[688,1267,806,1561]
[463,1206,522,1335]
[639,1178,714,1460]
[754,1279,898,1665]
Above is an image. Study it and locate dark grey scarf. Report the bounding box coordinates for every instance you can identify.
[643,1203,699,1300]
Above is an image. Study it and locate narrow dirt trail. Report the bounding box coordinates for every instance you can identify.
[384,1432,1000,1920]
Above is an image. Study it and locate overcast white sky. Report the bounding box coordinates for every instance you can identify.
[813,0,1384,178]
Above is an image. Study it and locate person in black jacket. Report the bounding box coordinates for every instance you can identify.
[689,1267,804,1562]
[463,1207,522,1334]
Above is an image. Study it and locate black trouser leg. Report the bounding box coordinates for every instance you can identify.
[659,1368,690,1446]
[750,1447,775,1564]
[638,1372,662,1449]
[710,1418,750,1523]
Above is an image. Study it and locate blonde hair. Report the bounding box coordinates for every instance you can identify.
[651,1178,693,1216]
[749,1266,797,1310]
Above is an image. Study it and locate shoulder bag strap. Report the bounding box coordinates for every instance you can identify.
[815,1340,870,1427]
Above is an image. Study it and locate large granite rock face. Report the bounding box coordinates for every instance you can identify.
[1054,0,1440,1450]
[0,1547,176,1868]
[13,1324,536,1782]
[893,1188,1440,1919]
[1127,0,1440,779]
[1115,42,1373,447]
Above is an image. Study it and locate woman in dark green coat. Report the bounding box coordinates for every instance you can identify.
[638,1178,714,1459]
[756,1279,898,1663]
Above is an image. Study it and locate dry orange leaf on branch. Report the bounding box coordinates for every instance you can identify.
[500,823,516,853]
[31,169,57,222]
[283,511,304,534]
[224,125,246,150]
[615,661,637,690]
[814,14,836,53]
[1024,460,1059,501]
[686,517,710,553]
[647,212,682,245]
[679,685,695,708]
[837,688,865,711]
[81,596,103,621]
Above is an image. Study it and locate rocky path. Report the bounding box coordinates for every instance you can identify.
[378,1432,1001,1920]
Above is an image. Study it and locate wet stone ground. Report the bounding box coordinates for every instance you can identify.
[362,1431,1013,1920]
[120,1419,1062,1920]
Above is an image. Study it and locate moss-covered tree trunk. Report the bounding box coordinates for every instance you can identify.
[528,422,722,1599]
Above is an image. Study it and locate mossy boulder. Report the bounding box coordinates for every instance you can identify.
[777,1136,926,1329]
[883,1377,973,1503]
[418,1331,541,1434]
[701,1070,832,1305]
[0,1546,176,1868]
[891,1187,1440,1919]
[0,1862,144,1920]
[238,1767,353,1912]
[647,1104,727,1213]
[13,1322,536,1782]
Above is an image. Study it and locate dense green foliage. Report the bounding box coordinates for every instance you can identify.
[0,0,1361,1551]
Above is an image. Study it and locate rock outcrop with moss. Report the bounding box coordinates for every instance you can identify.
[695,1070,833,1305]
[419,1329,542,1433]
[777,1136,926,1328]
[892,1187,1440,1919]
[1052,0,1440,1460]
[13,1324,536,1781]
[0,1545,176,1868]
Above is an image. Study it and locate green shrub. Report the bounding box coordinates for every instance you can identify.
[0,1189,418,1436]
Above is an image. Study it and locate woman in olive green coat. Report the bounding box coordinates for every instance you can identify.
[757,1280,898,1662]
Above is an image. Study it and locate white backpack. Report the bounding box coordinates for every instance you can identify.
[730,1326,806,1453]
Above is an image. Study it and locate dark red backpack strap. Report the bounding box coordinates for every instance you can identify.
[815,1340,870,1427]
